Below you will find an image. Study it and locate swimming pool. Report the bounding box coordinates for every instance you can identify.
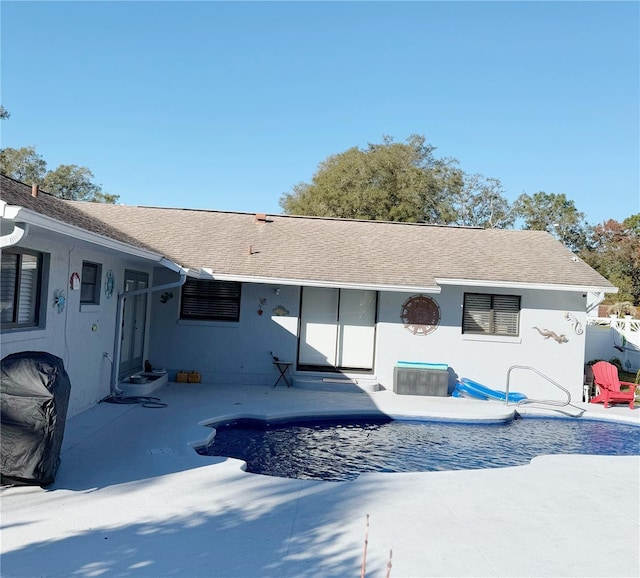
[197,415,640,481]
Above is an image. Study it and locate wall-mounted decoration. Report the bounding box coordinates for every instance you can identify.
[533,327,568,343]
[258,298,267,316]
[160,291,174,304]
[400,294,441,335]
[53,290,66,313]
[69,272,80,291]
[272,305,289,316]
[563,312,584,335]
[104,269,115,299]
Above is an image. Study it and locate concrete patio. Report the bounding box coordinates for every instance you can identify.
[1,381,639,578]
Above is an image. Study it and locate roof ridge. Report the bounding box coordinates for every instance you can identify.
[76,201,483,230]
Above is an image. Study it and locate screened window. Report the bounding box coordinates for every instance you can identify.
[462,293,521,336]
[81,261,102,304]
[1,248,44,328]
[180,279,241,322]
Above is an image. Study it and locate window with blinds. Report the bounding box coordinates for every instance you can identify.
[180,279,242,322]
[1,249,44,328]
[462,293,520,336]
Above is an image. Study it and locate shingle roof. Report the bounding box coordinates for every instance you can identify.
[1,174,615,291]
[0,175,158,253]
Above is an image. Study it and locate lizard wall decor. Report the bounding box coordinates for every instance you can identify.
[532,327,569,343]
[563,312,584,335]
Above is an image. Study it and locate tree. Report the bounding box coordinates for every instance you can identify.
[42,165,118,203]
[452,174,514,228]
[279,135,464,223]
[0,105,9,119]
[512,191,589,252]
[0,146,47,185]
[579,215,640,305]
[0,145,118,203]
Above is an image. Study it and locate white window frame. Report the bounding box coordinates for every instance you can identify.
[462,292,521,336]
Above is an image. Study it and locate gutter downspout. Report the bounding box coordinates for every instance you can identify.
[110,264,188,397]
[0,222,29,248]
[586,291,606,316]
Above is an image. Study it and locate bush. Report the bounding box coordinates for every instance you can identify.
[608,357,623,371]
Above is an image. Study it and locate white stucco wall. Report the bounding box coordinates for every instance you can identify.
[149,271,589,404]
[376,287,588,402]
[149,268,301,386]
[1,235,156,418]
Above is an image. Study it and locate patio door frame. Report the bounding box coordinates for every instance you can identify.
[297,286,378,373]
[118,269,149,379]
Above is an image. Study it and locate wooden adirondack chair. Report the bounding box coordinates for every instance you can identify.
[590,361,638,409]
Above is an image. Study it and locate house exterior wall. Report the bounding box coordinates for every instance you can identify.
[1,234,156,418]
[148,268,301,386]
[149,267,589,403]
[376,287,587,402]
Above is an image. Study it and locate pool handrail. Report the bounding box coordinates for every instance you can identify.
[505,365,585,416]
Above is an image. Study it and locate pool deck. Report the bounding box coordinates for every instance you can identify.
[1,381,639,578]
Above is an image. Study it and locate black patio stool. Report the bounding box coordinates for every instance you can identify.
[271,355,293,388]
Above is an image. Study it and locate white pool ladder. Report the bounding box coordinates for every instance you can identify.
[505,365,585,417]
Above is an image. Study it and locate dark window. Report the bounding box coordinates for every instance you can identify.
[81,262,102,304]
[462,293,520,336]
[180,279,241,322]
[1,248,44,328]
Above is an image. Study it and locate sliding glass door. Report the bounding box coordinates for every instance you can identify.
[298,287,377,372]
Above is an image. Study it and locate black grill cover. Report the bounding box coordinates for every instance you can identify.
[1,351,71,486]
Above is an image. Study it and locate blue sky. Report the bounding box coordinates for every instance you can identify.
[1,1,638,226]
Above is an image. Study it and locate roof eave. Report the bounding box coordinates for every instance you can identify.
[436,277,618,294]
[4,205,180,269]
[198,269,441,293]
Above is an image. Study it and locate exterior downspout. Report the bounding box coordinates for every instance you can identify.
[0,222,29,248]
[110,267,188,397]
[586,291,606,316]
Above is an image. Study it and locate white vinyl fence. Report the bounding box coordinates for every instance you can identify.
[585,317,640,373]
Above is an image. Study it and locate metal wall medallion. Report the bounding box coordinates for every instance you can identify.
[400,294,441,335]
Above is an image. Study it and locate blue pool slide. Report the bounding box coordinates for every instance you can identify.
[453,377,527,403]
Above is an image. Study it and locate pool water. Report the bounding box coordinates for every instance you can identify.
[197,415,640,482]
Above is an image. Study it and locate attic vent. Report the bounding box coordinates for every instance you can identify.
[255,213,267,223]
[31,183,39,197]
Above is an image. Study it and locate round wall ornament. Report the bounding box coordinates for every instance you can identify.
[400,294,441,335]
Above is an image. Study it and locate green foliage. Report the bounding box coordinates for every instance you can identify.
[579,217,640,305]
[623,213,640,236]
[608,357,623,371]
[280,135,464,223]
[42,165,118,202]
[452,174,514,229]
[512,191,589,251]
[0,146,118,203]
[0,146,47,184]
[606,301,638,317]
[0,105,9,120]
